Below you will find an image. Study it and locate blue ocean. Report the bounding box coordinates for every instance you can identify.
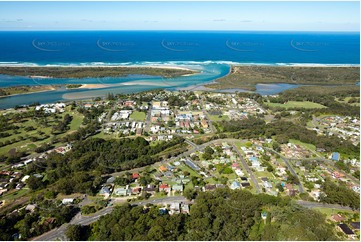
[0,31,359,109]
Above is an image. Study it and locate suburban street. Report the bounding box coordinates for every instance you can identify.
[230,142,261,194]
[265,148,305,193]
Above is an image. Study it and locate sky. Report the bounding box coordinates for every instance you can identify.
[0,1,359,31]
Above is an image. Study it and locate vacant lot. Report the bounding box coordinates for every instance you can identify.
[265,101,326,109]
[130,111,146,121]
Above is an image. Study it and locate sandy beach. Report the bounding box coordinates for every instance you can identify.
[29,75,52,79]
[79,84,109,89]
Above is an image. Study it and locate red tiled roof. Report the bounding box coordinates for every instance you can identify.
[132,173,139,179]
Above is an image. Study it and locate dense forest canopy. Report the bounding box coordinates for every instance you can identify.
[86,189,338,241]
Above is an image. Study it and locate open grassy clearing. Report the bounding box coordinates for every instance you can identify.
[289,139,317,151]
[129,111,146,121]
[208,114,230,122]
[0,110,84,156]
[335,97,360,106]
[264,101,326,109]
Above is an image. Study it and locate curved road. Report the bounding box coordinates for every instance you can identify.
[265,147,305,193]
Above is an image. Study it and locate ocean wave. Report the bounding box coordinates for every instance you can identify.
[0,61,359,68]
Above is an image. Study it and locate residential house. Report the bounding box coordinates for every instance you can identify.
[25,204,37,213]
[132,187,142,195]
[230,181,241,190]
[337,224,355,238]
[21,175,30,183]
[106,177,115,184]
[241,182,251,188]
[181,204,190,214]
[99,186,111,196]
[144,184,157,194]
[169,202,180,215]
[62,198,74,205]
[114,186,131,196]
[204,184,216,191]
[172,184,183,193]
[235,169,244,177]
[159,184,170,193]
[132,173,140,180]
[262,181,273,189]
[159,166,168,172]
[332,214,346,223]
[350,222,360,230]
[331,152,340,161]
[201,119,208,128]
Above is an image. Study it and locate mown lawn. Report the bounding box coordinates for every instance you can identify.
[289,139,317,151]
[335,97,360,106]
[209,114,230,122]
[69,112,84,131]
[2,188,30,201]
[312,207,359,217]
[129,111,146,121]
[265,101,326,109]
[178,164,201,177]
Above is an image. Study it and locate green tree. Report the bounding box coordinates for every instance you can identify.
[65,225,82,241]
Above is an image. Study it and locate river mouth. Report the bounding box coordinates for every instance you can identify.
[0,61,231,109]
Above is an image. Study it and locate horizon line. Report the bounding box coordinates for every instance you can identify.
[0,29,359,33]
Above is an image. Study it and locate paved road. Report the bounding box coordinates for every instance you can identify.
[296,200,357,211]
[265,148,305,193]
[199,95,217,133]
[144,104,152,133]
[130,195,189,206]
[230,142,261,194]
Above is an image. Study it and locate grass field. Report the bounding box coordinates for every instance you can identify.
[69,112,84,131]
[204,177,217,184]
[209,114,230,122]
[312,207,359,217]
[178,164,200,177]
[265,101,326,109]
[335,97,360,106]
[129,111,146,121]
[255,170,274,179]
[0,109,85,156]
[1,188,30,201]
[289,139,316,151]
